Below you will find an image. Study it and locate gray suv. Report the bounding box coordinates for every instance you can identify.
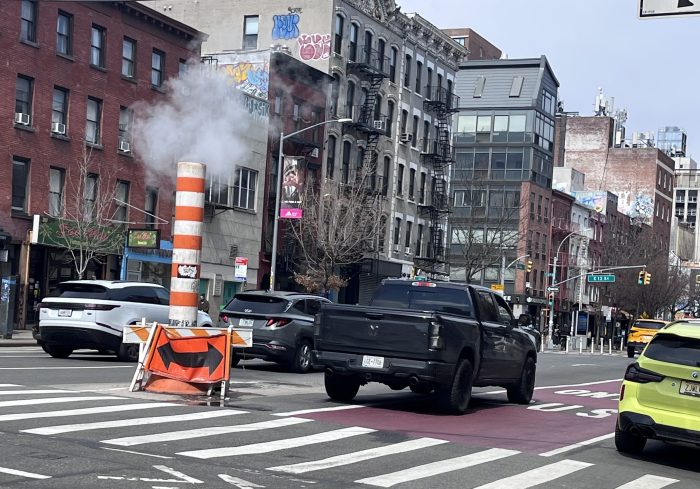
[218,291,330,373]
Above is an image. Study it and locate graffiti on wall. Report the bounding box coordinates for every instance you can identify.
[616,191,654,225]
[298,33,331,61]
[217,51,270,100]
[572,191,607,215]
[272,12,301,40]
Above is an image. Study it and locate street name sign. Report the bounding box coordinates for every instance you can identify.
[547,286,559,292]
[640,0,700,18]
[587,274,616,283]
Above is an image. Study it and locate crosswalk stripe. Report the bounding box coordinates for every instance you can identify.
[355,448,519,487]
[0,466,51,480]
[615,475,679,488]
[0,384,22,387]
[472,459,593,489]
[268,437,449,474]
[273,405,366,416]
[0,389,72,395]
[0,403,179,422]
[179,426,376,459]
[103,416,309,447]
[0,396,124,408]
[22,409,247,435]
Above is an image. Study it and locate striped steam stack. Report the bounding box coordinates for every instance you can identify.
[169,161,206,327]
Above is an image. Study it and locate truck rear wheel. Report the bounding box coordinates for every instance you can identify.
[43,344,73,359]
[435,358,473,414]
[324,373,360,403]
[507,356,536,404]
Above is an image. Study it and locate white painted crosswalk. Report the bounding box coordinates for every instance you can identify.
[0,384,688,489]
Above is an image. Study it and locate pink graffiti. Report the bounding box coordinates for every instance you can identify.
[298,33,331,61]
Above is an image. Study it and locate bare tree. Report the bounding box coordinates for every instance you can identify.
[289,160,382,294]
[42,144,125,279]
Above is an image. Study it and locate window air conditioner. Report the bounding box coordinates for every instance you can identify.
[14,113,30,125]
[393,244,400,252]
[400,133,413,143]
[51,122,66,135]
[118,139,131,153]
[373,120,385,130]
[405,246,412,255]
[310,147,319,158]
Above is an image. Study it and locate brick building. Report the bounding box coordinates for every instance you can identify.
[0,0,201,328]
[442,28,501,61]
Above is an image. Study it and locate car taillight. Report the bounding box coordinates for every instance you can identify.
[84,304,120,311]
[624,363,664,384]
[266,318,290,328]
[429,320,443,350]
[220,315,229,323]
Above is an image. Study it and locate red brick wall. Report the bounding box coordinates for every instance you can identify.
[518,182,553,296]
[0,1,200,242]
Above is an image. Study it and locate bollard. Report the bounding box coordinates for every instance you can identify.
[565,336,570,353]
[620,337,625,353]
[590,341,594,354]
[599,338,604,354]
[608,339,612,355]
[579,339,583,354]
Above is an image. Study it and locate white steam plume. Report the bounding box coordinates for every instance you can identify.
[131,63,252,179]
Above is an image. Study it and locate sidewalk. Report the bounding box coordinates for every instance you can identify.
[0,329,38,347]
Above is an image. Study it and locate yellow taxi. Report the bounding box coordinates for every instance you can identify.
[626,319,667,358]
[616,323,700,454]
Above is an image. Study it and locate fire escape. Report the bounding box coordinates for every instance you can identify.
[345,46,389,190]
[416,86,459,277]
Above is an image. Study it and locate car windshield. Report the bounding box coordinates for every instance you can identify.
[634,320,665,330]
[224,294,290,314]
[48,283,109,299]
[644,334,700,368]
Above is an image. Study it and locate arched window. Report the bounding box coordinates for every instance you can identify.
[334,14,344,55]
[346,81,355,119]
[349,23,358,61]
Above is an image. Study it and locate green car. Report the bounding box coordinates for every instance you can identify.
[616,323,700,453]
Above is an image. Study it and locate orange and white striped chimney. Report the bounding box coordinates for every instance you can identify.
[169,161,206,327]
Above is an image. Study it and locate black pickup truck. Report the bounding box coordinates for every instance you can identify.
[313,279,538,414]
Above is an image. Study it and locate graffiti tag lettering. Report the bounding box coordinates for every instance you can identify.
[272,13,300,40]
[298,33,331,61]
[223,62,269,100]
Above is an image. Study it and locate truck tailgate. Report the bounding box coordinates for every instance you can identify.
[317,305,432,359]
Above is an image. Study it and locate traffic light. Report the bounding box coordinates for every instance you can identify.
[644,272,651,285]
[638,271,645,285]
[526,260,533,273]
[548,292,555,308]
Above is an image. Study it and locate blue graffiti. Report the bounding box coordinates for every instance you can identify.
[272,13,300,40]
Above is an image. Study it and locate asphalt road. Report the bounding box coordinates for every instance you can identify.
[0,346,698,488]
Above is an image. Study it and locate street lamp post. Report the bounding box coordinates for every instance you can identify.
[269,118,351,291]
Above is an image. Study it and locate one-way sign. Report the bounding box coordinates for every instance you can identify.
[640,0,700,18]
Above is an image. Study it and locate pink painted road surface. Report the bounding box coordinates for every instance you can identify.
[301,380,622,455]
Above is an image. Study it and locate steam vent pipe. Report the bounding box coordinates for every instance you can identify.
[169,161,206,327]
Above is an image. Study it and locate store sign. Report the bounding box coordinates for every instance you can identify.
[234,257,248,281]
[127,229,160,249]
[31,215,124,254]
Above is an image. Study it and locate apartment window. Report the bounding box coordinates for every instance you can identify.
[474,76,486,98]
[393,218,401,245]
[85,97,102,144]
[382,156,390,196]
[386,101,395,138]
[84,174,98,219]
[326,135,337,179]
[405,221,413,249]
[411,116,419,147]
[122,38,136,78]
[179,59,188,76]
[374,95,382,123]
[15,75,33,122]
[377,39,386,72]
[419,172,426,204]
[12,158,29,212]
[48,168,65,217]
[389,47,398,82]
[415,60,422,93]
[334,14,344,55]
[409,168,416,200]
[346,81,355,119]
[144,187,158,228]
[397,164,404,196]
[363,31,373,64]
[349,23,358,61]
[342,141,351,184]
[20,0,37,43]
[400,109,408,135]
[330,75,340,116]
[56,11,72,55]
[233,167,257,210]
[114,181,130,222]
[292,101,301,131]
[119,107,133,145]
[404,55,412,88]
[243,15,259,50]
[425,68,433,99]
[416,224,424,256]
[422,120,430,152]
[510,76,524,97]
[91,25,105,68]
[51,87,68,127]
[151,49,165,88]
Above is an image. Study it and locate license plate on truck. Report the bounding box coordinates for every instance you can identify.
[58,309,72,317]
[680,380,700,397]
[239,319,254,327]
[362,355,384,369]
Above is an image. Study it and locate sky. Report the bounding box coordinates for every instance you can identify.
[397,0,700,157]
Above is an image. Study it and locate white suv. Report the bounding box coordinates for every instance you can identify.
[38,281,212,361]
